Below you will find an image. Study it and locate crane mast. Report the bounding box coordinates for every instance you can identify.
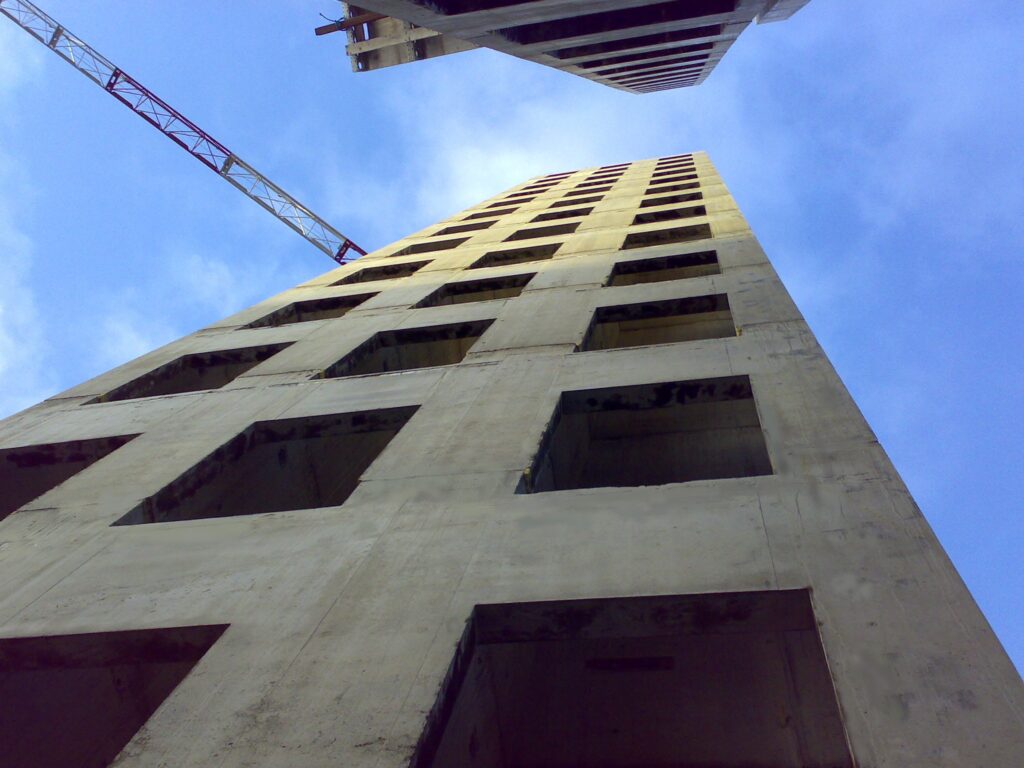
[0,0,366,263]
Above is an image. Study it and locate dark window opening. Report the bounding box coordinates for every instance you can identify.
[576,42,713,69]
[647,172,699,186]
[497,0,735,46]
[653,167,698,179]
[565,185,611,196]
[323,320,493,379]
[614,64,704,83]
[465,208,516,220]
[490,197,532,208]
[657,157,696,167]
[647,180,701,195]
[333,260,429,285]
[608,250,720,286]
[550,195,602,208]
[0,434,137,521]
[406,0,544,14]
[90,343,291,404]
[582,294,735,351]
[576,178,616,188]
[470,243,561,269]
[640,191,703,208]
[597,53,708,75]
[391,237,470,257]
[507,190,541,199]
[532,207,593,222]
[601,162,631,170]
[632,204,706,226]
[246,293,375,328]
[520,375,772,492]
[622,223,712,249]
[113,408,417,525]
[416,273,533,308]
[661,153,695,162]
[433,220,494,236]
[505,222,579,241]
[544,172,573,180]
[411,590,852,768]
[551,24,723,60]
[639,77,700,90]
[0,625,228,768]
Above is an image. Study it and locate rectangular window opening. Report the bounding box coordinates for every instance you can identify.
[0,434,138,521]
[416,273,533,308]
[246,292,376,328]
[647,180,701,195]
[433,220,494,236]
[582,294,735,351]
[411,590,852,768]
[640,191,703,208]
[0,625,228,768]
[652,170,698,182]
[632,204,707,226]
[551,24,723,60]
[333,260,430,285]
[90,343,292,404]
[391,237,470,257]
[323,319,493,379]
[113,408,418,525]
[465,208,517,220]
[577,42,713,69]
[598,53,708,75]
[622,223,712,250]
[608,250,720,286]
[520,375,772,492]
[496,0,736,46]
[490,198,532,208]
[470,243,561,269]
[565,186,611,197]
[532,207,593,222]
[550,195,602,208]
[505,223,579,242]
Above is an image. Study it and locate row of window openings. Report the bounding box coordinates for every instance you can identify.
[3,369,767,529]
[431,172,698,237]
[0,587,852,768]
[277,246,721,327]
[89,279,733,406]
[389,193,704,264]
[340,205,713,292]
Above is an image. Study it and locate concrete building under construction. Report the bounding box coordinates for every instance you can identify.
[1,154,1022,767]
[338,0,813,92]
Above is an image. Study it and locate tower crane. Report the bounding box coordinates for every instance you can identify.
[0,0,366,263]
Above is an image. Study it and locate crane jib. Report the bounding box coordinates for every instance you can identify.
[0,0,365,263]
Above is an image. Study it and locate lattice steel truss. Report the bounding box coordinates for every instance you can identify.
[0,0,365,263]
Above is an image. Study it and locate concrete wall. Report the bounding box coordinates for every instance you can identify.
[342,1,808,93]
[0,153,1021,766]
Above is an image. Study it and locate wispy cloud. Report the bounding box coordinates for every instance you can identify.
[0,22,50,418]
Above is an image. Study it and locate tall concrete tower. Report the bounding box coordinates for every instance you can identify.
[338,0,812,92]
[1,154,1021,767]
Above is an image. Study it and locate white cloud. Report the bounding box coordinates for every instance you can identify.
[0,22,50,418]
[93,307,176,371]
[168,249,258,317]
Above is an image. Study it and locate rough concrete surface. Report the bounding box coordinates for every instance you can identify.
[0,153,1022,767]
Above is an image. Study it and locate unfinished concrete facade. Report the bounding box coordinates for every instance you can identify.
[340,0,812,93]
[0,153,1021,767]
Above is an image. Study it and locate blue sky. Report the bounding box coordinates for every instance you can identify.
[0,2,1022,669]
